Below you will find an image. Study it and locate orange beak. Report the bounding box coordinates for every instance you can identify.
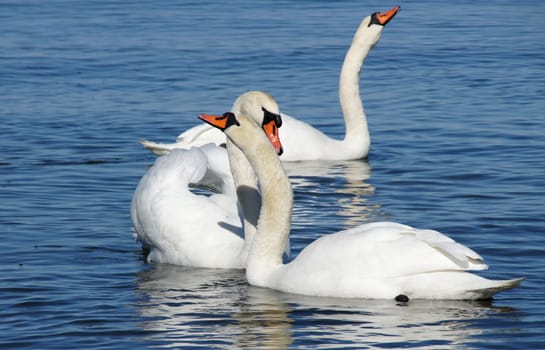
[198,113,232,130]
[262,118,284,156]
[375,6,400,26]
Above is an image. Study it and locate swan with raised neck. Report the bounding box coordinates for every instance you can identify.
[141,6,400,161]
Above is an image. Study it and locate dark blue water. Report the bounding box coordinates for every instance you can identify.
[1,0,544,348]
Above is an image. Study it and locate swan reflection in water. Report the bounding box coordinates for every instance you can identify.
[134,265,292,349]
[284,159,387,230]
[134,264,519,349]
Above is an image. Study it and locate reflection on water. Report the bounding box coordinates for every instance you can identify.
[232,287,293,349]
[134,264,520,349]
[135,265,292,348]
[285,159,385,230]
[281,295,517,349]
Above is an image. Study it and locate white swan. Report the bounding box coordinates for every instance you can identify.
[141,6,400,161]
[131,145,244,268]
[199,111,524,300]
[131,91,285,268]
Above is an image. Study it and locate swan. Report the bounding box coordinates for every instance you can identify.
[199,111,524,300]
[131,145,244,268]
[131,91,285,268]
[141,6,401,161]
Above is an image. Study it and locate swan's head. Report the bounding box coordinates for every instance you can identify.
[370,6,400,27]
[199,112,284,156]
[358,6,400,46]
[232,90,281,124]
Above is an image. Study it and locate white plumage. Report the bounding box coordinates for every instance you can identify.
[207,111,523,300]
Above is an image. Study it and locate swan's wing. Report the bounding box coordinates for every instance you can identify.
[290,222,488,280]
[140,124,226,156]
[140,139,180,156]
[410,229,486,270]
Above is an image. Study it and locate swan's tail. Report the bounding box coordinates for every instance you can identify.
[401,273,524,300]
[469,277,525,300]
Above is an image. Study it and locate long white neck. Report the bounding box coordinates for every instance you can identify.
[339,20,381,150]
[226,138,260,259]
[248,142,293,284]
[225,120,293,285]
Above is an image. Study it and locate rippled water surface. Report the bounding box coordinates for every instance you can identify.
[1,0,544,348]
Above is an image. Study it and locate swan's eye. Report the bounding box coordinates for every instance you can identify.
[261,107,283,128]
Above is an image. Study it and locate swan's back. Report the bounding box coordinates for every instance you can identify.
[153,148,209,186]
[131,148,210,243]
[272,222,520,299]
[286,222,484,276]
[131,147,244,267]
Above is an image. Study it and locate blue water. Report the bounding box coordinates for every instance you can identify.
[1,0,544,348]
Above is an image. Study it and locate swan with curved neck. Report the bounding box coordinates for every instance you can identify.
[131,91,284,268]
[141,6,400,161]
[200,111,523,300]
